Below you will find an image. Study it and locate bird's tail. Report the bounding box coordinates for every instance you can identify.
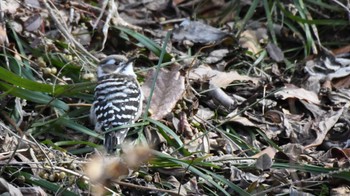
[104,129,128,153]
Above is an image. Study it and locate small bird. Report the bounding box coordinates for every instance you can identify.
[90,55,142,153]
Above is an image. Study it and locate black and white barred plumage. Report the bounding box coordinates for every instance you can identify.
[90,55,142,153]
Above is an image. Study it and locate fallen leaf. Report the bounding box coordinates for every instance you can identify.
[275,86,320,104]
[142,67,185,120]
[24,14,42,32]
[25,0,41,9]
[251,147,277,159]
[167,176,187,195]
[205,49,229,64]
[189,64,259,88]
[304,107,344,149]
[239,29,262,55]
[172,20,230,44]
[1,0,20,14]
[207,84,236,110]
[0,178,23,196]
[255,153,273,170]
[226,110,257,127]
[266,43,284,62]
[331,186,350,195]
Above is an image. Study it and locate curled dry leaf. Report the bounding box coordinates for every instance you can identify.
[144,127,167,148]
[1,0,20,14]
[205,49,229,64]
[145,0,169,11]
[142,67,185,120]
[251,146,277,159]
[167,176,187,195]
[226,109,256,127]
[207,84,236,111]
[275,85,320,104]
[189,64,259,88]
[172,19,230,44]
[304,107,344,149]
[24,14,42,32]
[195,106,215,121]
[72,26,91,46]
[331,186,350,195]
[266,43,284,62]
[0,178,23,196]
[183,177,200,195]
[239,29,263,55]
[25,0,41,9]
[255,153,273,171]
[19,187,46,196]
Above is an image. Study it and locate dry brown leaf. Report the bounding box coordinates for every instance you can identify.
[331,186,350,195]
[172,20,229,44]
[189,64,259,88]
[251,147,277,159]
[208,84,236,110]
[142,67,185,120]
[20,187,46,196]
[167,176,187,195]
[24,14,42,32]
[0,178,23,196]
[182,177,200,195]
[226,109,257,127]
[304,107,344,149]
[275,86,320,104]
[144,127,166,148]
[239,29,263,55]
[25,0,41,8]
[205,49,229,64]
[1,0,20,14]
[255,153,273,170]
[72,26,91,46]
[333,75,350,89]
[266,43,284,62]
[195,106,215,121]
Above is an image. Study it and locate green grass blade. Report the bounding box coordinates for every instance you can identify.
[0,66,62,93]
[116,27,172,62]
[57,118,103,139]
[147,117,184,147]
[54,140,100,148]
[277,0,348,25]
[199,167,250,196]
[0,66,95,97]
[8,28,35,80]
[152,150,233,196]
[0,81,69,111]
[235,0,260,37]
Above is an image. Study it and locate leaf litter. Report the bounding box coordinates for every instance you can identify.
[0,0,350,195]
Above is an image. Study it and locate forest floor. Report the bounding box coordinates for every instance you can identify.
[1,0,350,195]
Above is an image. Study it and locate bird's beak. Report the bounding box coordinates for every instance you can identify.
[126,57,137,65]
[121,57,136,71]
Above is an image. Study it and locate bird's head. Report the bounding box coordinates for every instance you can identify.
[97,55,136,77]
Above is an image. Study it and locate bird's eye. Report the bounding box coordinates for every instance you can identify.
[101,64,117,73]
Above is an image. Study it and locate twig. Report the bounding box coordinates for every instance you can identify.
[28,134,54,170]
[0,113,26,176]
[92,0,109,30]
[42,0,98,70]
